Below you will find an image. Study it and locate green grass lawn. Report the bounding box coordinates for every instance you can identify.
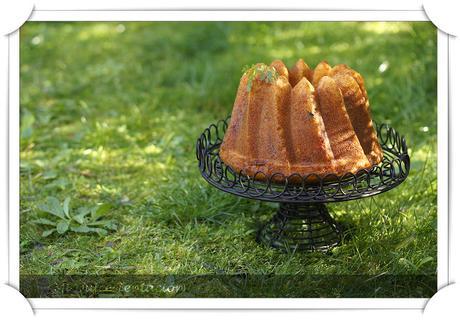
[19,21,437,298]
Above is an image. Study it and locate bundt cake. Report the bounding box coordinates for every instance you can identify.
[219,59,383,181]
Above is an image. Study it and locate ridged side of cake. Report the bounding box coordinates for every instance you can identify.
[219,59,383,179]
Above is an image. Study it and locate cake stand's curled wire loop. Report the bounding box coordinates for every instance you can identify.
[196,118,410,252]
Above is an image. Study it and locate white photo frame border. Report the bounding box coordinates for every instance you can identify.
[7,9,449,310]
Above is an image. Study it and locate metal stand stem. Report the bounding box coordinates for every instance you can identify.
[258,203,342,252]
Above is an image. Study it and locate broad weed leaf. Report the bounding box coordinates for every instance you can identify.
[76,206,91,216]
[73,206,91,224]
[44,177,69,190]
[38,196,65,219]
[63,197,71,218]
[93,228,108,236]
[90,206,98,220]
[35,198,116,237]
[56,221,69,234]
[91,203,111,220]
[31,218,56,226]
[42,170,58,180]
[73,212,88,224]
[70,225,91,233]
[106,221,118,231]
[88,219,117,230]
[42,229,55,237]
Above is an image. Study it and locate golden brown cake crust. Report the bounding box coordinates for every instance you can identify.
[219,59,383,181]
[312,60,332,87]
[289,59,313,87]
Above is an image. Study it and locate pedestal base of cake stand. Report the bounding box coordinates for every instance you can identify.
[257,203,342,252]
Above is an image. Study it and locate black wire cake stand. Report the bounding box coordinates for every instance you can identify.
[196,118,410,252]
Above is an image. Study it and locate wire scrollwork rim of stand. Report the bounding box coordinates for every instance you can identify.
[196,117,410,204]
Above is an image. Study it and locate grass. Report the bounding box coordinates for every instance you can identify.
[19,21,437,298]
